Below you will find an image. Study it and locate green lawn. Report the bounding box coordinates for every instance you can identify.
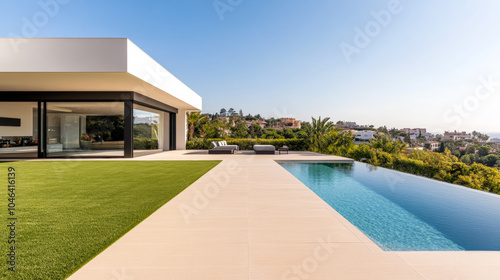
[0,160,220,280]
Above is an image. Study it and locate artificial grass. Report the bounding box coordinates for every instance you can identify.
[0,160,220,280]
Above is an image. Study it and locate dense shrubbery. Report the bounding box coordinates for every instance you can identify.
[133,137,158,149]
[187,138,308,151]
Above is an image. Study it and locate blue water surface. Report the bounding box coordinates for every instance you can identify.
[279,162,500,251]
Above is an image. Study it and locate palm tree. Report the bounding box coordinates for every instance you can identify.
[186,112,207,141]
[310,116,335,152]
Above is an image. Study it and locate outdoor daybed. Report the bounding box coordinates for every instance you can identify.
[208,141,239,154]
[253,145,275,154]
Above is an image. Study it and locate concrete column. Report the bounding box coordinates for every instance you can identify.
[162,112,170,151]
[176,109,187,150]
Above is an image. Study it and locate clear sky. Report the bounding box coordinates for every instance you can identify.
[1,0,500,134]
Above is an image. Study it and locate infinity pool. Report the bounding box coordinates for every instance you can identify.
[279,162,500,251]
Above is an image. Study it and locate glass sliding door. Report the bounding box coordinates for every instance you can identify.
[0,102,38,158]
[46,102,125,157]
[133,105,164,156]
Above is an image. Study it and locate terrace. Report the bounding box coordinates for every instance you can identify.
[63,150,500,280]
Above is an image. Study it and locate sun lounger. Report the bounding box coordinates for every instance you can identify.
[253,145,275,154]
[208,141,238,154]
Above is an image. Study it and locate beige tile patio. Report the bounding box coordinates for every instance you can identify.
[65,151,500,280]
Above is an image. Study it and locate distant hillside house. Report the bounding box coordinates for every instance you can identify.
[354,131,376,141]
[401,128,433,140]
[272,118,301,130]
[428,141,440,151]
[443,131,471,141]
[246,120,267,129]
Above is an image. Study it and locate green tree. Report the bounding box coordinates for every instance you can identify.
[460,154,472,165]
[389,128,400,138]
[203,120,228,139]
[377,126,388,134]
[283,128,295,139]
[438,141,445,153]
[248,124,263,138]
[404,134,411,144]
[478,146,490,157]
[231,121,249,138]
[483,154,499,167]
[466,146,476,154]
[268,118,278,127]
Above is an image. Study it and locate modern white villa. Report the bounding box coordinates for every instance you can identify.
[0,38,201,158]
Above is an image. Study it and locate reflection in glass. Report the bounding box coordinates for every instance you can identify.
[133,105,162,156]
[46,102,124,157]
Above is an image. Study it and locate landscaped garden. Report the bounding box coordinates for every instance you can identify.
[0,161,220,280]
[186,113,500,195]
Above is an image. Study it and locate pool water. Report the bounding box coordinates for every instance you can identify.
[279,162,500,251]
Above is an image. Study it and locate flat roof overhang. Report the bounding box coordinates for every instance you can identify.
[0,72,195,111]
[0,38,202,111]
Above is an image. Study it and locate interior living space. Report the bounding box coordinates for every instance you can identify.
[0,38,202,158]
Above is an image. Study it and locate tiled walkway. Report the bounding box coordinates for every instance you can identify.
[67,151,500,280]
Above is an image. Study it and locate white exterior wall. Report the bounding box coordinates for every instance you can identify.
[0,38,127,72]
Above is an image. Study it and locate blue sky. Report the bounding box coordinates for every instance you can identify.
[1,0,500,134]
